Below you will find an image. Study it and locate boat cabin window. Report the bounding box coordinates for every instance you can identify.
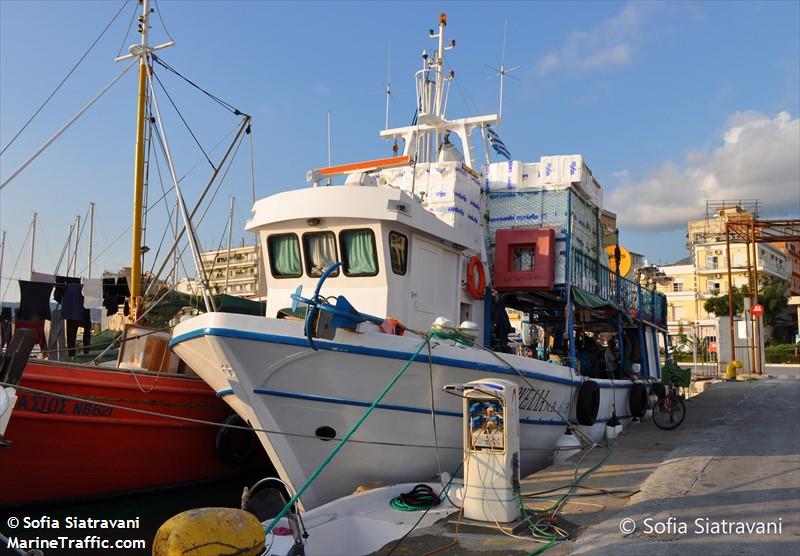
[388,231,408,275]
[340,229,379,277]
[303,231,340,277]
[267,233,302,278]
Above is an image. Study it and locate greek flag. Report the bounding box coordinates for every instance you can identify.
[487,126,511,160]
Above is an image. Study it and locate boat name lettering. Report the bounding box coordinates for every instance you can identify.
[518,386,553,413]
[16,395,114,417]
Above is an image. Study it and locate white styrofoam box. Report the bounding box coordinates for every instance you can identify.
[484,160,524,192]
[417,162,481,206]
[554,238,568,284]
[540,156,561,185]
[540,154,590,186]
[580,174,603,209]
[521,163,542,187]
[561,155,587,184]
[426,204,484,247]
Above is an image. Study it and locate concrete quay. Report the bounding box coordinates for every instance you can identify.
[375,373,800,555]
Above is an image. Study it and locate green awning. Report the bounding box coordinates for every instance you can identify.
[571,286,634,323]
[141,290,265,328]
[213,294,266,316]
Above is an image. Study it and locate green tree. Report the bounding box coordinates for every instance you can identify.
[704,286,745,317]
[703,278,789,329]
[758,277,789,328]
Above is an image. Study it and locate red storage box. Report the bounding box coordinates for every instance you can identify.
[493,228,555,291]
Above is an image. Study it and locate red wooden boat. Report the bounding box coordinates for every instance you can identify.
[1,358,261,506]
[0,0,264,507]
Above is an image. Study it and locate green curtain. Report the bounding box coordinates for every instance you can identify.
[272,235,301,276]
[343,230,377,275]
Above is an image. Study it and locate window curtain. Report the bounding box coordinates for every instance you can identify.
[343,230,377,275]
[306,233,337,276]
[273,236,301,276]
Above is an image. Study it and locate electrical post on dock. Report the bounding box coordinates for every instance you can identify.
[448,378,521,523]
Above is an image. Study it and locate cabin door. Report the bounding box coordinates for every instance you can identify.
[409,235,458,331]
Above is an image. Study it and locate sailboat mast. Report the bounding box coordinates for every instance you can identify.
[87,202,95,279]
[29,212,37,275]
[130,0,151,320]
[71,214,81,276]
[224,196,234,294]
[0,230,6,299]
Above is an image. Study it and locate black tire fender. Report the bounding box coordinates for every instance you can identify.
[576,380,600,426]
[629,383,648,418]
[216,414,257,466]
[651,383,666,401]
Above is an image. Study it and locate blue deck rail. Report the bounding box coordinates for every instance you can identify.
[570,247,667,327]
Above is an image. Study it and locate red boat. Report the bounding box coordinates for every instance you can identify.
[0,0,266,507]
[1,357,261,506]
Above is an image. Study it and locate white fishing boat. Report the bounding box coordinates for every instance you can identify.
[170,14,668,511]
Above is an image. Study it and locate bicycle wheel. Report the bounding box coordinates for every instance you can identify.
[652,395,686,430]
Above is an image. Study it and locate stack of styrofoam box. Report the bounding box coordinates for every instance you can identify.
[540,154,603,209]
[400,161,484,248]
[484,160,549,192]
[485,188,602,287]
[483,157,603,210]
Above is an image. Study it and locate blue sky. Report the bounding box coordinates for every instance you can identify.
[1,1,799,301]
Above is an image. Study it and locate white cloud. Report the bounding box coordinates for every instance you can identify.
[314,84,330,96]
[608,111,800,229]
[536,52,560,75]
[536,2,664,75]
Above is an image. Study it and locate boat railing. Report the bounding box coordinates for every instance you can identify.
[570,248,667,327]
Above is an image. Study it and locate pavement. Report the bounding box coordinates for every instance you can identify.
[374,373,800,555]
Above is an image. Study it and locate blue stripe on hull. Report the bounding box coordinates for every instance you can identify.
[240,387,631,426]
[172,326,634,390]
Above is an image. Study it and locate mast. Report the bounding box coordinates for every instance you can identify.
[379,14,498,171]
[384,43,392,131]
[0,230,6,300]
[327,111,332,186]
[71,214,81,276]
[29,212,37,275]
[65,223,74,276]
[224,196,234,294]
[114,0,173,319]
[129,0,151,320]
[87,202,95,279]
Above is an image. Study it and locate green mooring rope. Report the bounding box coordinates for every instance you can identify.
[264,335,431,536]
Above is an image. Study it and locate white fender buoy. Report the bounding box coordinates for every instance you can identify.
[553,429,581,464]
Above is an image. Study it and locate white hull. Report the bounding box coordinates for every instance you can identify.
[172,312,636,509]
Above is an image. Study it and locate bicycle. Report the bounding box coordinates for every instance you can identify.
[652,376,686,430]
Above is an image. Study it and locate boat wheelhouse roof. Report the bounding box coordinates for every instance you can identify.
[245,184,474,251]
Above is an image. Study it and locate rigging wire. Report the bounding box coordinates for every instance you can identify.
[151,54,245,116]
[140,114,245,298]
[0,223,31,302]
[115,0,139,59]
[151,69,216,170]
[73,124,240,278]
[52,226,73,276]
[0,0,131,156]
[145,133,177,283]
[152,0,175,43]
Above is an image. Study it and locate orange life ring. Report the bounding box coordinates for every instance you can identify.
[466,256,486,300]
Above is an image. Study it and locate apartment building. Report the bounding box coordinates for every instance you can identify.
[657,206,791,338]
[177,243,265,300]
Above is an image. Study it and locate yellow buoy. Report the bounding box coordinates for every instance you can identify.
[152,507,264,556]
[725,360,742,380]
